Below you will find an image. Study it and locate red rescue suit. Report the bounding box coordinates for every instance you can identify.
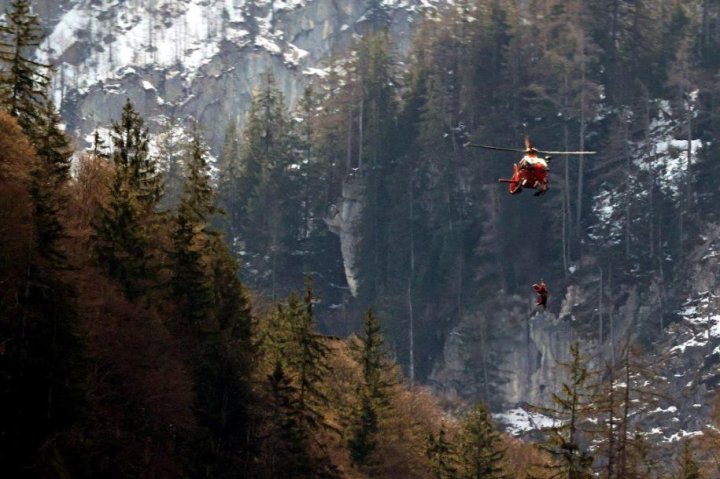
[532,281,549,308]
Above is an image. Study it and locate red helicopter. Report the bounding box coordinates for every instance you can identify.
[465,136,596,196]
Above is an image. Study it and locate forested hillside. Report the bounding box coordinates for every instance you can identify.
[4,0,720,477]
[208,0,720,405]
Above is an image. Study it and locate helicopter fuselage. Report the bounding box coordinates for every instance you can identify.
[499,162,548,195]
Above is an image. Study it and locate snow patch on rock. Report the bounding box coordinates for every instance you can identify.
[493,407,557,436]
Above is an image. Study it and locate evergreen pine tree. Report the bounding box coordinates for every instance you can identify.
[0,0,52,135]
[348,310,396,467]
[257,280,338,477]
[294,86,316,242]
[34,100,72,185]
[290,279,332,433]
[349,393,381,468]
[111,99,162,209]
[156,115,186,211]
[90,128,110,160]
[190,236,257,477]
[171,127,216,326]
[172,165,257,476]
[182,126,217,221]
[351,31,400,301]
[93,99,161,298]
[30,100,73,265]
[266,360,315,478]
[426,425,459,479]
[234,73,302,296]
[290,85,346,309]
[457,402,508,479]
[217,119,242,241]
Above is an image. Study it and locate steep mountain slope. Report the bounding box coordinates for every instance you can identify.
[30,0,439,152]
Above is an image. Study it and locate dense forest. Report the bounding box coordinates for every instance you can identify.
[208,0,720,390]
[3,0,720,477]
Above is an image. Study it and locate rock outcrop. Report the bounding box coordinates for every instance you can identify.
[30,0,437,153]
[325,175,366,297]
[431,221,720,439]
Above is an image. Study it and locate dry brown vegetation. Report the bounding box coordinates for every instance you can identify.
[0,112,38,321]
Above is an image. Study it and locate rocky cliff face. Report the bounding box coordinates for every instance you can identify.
[30,0,435,153]
[428,220,720,439]
[427,294,575,411]
[324,175,366,297]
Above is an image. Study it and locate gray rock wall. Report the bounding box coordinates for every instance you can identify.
[427,296,577,411]
[324,175,366,297]
[429,220,720,443]
[32,0,429,154]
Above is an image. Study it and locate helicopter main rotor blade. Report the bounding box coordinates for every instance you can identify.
[464,143,527,153]
[536,149,597,155]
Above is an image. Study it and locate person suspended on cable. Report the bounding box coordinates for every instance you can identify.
[532,279,549,309]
